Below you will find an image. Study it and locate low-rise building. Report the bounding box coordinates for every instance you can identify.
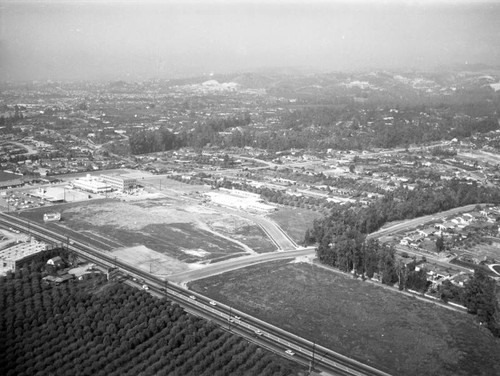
[72,174,112,194]
[0,240,47,275]
[100,174,137,192]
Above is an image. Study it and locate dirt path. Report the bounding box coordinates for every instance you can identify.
[195,219,257,255]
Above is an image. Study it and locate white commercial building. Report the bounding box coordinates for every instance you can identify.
[72,174,112,194]
[100,174,137,192]
[205,188,276,213]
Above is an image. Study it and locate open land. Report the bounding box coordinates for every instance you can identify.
[267,207,322,244]
[188,259,500,376]
[18,183,279,274]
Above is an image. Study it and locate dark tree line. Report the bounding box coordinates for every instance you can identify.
[129,115,251,154]
[463,268,500,336]
[307,175,500,337]
[354,180,500,235]
[278,105,499,151]
[308,179,500,247]
[127,102,498,154]
[430,146,457,157]
[438,267,500,337]
[129,127,178,155]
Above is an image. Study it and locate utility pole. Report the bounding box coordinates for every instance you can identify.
[308,342,316,375]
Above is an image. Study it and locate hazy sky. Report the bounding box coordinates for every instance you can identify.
[1,0,500,81]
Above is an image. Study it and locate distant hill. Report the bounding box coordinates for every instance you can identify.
[230,73,278,89]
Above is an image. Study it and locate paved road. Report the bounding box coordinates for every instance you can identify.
[216,206,298,251]
[172,204,481,284]
[394,245,472,273]
[168,247,315,284]
[369,204,479,239]
[141,178,299,251]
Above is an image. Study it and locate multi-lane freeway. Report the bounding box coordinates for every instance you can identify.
[0,212,391,376]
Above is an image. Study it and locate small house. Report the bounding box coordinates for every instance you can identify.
[46,256,65,270]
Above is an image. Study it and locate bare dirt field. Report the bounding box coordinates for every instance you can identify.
[189,259,500,376]
[111,245,199,276]
[20,183,277,275]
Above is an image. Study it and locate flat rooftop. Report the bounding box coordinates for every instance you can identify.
[0,241,47,261]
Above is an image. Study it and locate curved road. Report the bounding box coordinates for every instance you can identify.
[216,206,298,251]
[141,176,298,251]
[173,204,480,284]
[369,204,479,239]
[1,214,390,376]
[169,247,314,284]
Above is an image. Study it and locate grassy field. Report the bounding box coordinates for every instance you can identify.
[189,260,500,376]
[267,207,322,244]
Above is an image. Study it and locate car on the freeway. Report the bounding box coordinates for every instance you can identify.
[254,329,263,336]
[160,288,167,293]
[285,349,295,356]
[142,285,149,290]
[189,295,196,300]
[233,315,241,320]
[228,318,235,323]
[209,300,217,306]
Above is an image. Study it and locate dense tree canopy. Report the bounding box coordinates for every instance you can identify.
[0,257,297,376]
[129,115,251,154]
[463,268,500,336]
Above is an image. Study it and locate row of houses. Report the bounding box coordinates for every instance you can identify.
[401,208,498,247]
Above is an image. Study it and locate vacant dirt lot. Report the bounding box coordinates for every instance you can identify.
[111,245,198,276]
[21,179,278,274]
